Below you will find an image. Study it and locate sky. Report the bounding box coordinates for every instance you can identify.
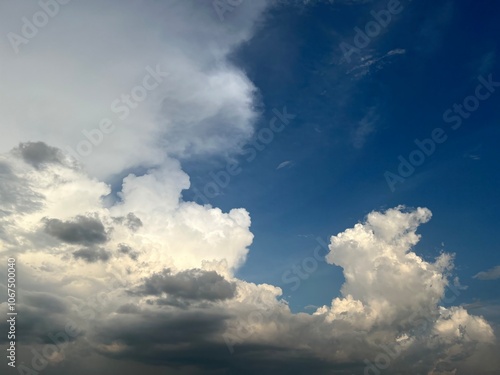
[0,0,499,374]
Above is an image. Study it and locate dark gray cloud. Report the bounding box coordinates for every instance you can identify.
[113,213,143,231]
[14,141,65,169]
[118,243,139,260]
[97,309,228,347]
[125,213,143,231]
[0,290,81,345]
[138,269,236,303]
[73,247,111,263]
[116,303,142,314]
[23,292,69,314]
[43,215,108,245]
[91,308,342,375]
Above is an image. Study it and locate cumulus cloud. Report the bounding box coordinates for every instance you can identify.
[315,206,495,372]
[323,206,446,326]
[0,148,496,374]
[0,1,497,374]
[0,143,253,278]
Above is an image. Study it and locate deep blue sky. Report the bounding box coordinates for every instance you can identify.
[184,0,500,313]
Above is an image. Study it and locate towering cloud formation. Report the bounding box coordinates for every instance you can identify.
[323,207,451,328]
[318,206,495,372]
[0,144,496,374]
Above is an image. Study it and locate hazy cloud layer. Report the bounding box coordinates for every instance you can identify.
[0,0,269,179]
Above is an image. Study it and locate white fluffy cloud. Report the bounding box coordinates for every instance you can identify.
[315,206,496,372]
[0,0,268,179]
[323,207,449,328]
[0,143,253,285]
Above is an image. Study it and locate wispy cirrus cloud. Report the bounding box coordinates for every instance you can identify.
[474,266,500,280]
[351,107,379,148]
[347,48,406,78]
[276,160,294,170]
